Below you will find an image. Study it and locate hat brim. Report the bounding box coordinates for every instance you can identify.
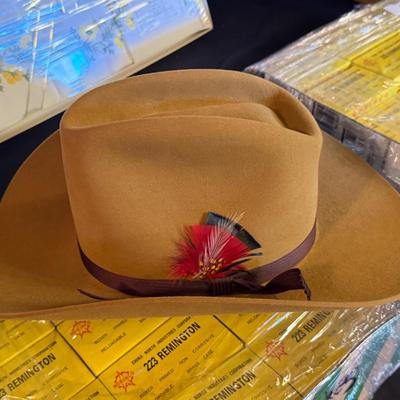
[0,131,399,319]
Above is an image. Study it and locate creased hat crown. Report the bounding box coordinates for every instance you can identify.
[60,70,322,280]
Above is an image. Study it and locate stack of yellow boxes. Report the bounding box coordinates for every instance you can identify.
[0,304,397,400]
[302,30,400,144]
[267,28,400,144]
[247,0,400,190]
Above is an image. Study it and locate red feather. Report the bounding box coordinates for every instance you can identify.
[172,224,253,279]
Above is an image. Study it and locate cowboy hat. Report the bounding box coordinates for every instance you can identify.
[0,70,399,319]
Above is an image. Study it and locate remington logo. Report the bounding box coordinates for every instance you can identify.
[157,322,201,360]
[209,370,257,400]
[0,353,56,397]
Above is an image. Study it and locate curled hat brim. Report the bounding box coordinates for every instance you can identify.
[0,127,399,319]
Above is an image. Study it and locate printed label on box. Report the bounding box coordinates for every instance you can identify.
[216,312,300,344]
[248,311,357,394]
[289,56,351,92]
[307,65,399,118]
[0,321,54,367]
[175,349,300,400]
[74,379,114,400]
[99,315,243,399]
[353,33,400,80]
[343,29,399,61]
[57,317,167,375]
[0,331,94,399]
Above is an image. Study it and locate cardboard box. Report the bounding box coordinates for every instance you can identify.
[216,312,301,344]
[0,331,94,399]
[356,94,400,142]
[307,65,399,119]
[176,349,300,400]
[99,315,243,399]
[0,321,54,367]
[74,379,114,400]
[247,310,374,394]
[353,33,400,79]
[57,318,167,376]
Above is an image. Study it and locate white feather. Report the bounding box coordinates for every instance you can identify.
[201,211,244,267]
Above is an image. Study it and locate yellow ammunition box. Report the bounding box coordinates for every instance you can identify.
[0,321,54,367]
[73,379,114,400]
[247,310,373,394]
[99,315,243,399]
[57,317,167,375]
[353,33,400,80]
[176,349,300,400]
[0,331,94,399]
[216,312,301,344]
[307,65,399,120]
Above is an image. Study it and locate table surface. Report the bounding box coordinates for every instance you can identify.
[0,0,354,198]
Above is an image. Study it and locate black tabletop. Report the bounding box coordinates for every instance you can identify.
[0,0,354,198]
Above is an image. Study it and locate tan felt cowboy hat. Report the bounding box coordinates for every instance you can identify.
[0,70,399,319]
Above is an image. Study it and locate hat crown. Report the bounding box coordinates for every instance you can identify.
[60,70,322,279]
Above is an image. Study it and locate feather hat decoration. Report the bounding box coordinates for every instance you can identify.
[172,212,262,279]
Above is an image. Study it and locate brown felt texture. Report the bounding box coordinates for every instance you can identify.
[0,70,399,319]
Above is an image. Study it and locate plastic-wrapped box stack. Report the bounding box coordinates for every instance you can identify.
[307,314,400,399]
[0,0,212,143]
[246,0,400,191]
[0,304,399,399]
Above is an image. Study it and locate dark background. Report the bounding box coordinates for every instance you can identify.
[0,1,398,397]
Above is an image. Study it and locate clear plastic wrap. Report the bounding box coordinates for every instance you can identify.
[246,0,400,191]
[306,314,400,399]
[0,304,399,399]
[0,0,212,143]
